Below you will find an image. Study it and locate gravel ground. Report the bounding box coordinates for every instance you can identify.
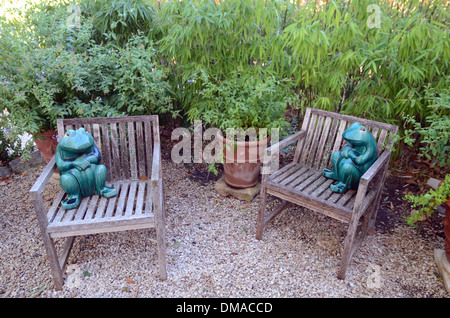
[0,158,449,299]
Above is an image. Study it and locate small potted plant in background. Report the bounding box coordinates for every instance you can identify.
[187,71,297,188]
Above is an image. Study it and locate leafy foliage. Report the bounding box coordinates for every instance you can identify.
[0,0,448,167]
[154,0,294,128]
[403,86,450,167]
[0,126,22,164]
[278,0,449,125]
[80,0,156,45]
[405,174,450,226]
[0,0,172,137]
[151,0,449,164]
[152,0,449,132]
[188,72,297,132]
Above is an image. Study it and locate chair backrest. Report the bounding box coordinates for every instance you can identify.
[57,115,159,182]
[297,108,398,170]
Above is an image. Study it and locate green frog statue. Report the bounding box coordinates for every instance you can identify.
[323,122,378,194]
[56,127,117,209]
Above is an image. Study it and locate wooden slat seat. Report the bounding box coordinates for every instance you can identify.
[265,163,377,223]
[46,180,154,238]
[30,115,167,290]
[257,107,398,279]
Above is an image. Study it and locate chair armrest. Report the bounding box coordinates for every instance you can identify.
[265,130,306,155]
[261,130,306,176]
[359,150,391,187]
[29,156,57,197]
[352,151,391,214]
[151,140,161,185]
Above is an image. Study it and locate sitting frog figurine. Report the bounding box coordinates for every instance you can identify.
[56,127,117,209]
[323,122,378,193]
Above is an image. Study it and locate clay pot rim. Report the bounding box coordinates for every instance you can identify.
[35,129,57,135]
[30,129,58,140]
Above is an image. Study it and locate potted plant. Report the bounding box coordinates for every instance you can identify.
[187,71,297,188]
[406,175,450,292]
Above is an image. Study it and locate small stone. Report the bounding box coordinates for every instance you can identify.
[427,177,442,190]
[9,150,46,174]
[0,166,11,178]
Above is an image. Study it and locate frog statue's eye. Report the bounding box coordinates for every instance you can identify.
[65,132,70,138]
[359,127,366,133]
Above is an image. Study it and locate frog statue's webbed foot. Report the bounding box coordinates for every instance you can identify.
[93,164,117,198]
[61,194,81,210]
[330,182,348,194]
[99,186,117,198]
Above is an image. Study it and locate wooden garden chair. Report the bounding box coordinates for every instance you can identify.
[256,108,398,279]
[30,115,167,290]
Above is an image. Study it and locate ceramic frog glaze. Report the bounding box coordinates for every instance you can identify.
[323,122,378,193]
[56,127,117,209]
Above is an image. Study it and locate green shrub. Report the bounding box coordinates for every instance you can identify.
[80,0,156,45]
[69,32,174,117]
[403,86,450,167]
[188,72,297,132]
[152,0,449,133]
[154,0,292,117]
[0,126,22,164]
[1,0,448,162]
[279,0,449,125]
[405,174,450,226]
[0,1,173,138]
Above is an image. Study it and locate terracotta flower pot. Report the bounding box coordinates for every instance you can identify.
[217,132,270,189]
[444,199,450,262]
[433,180,450,293]
[437,180,450,262]
[34,130,58,163]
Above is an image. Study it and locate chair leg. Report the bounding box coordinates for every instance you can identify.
[154,180,167,280]
[155,222,167,280]
[367,187,384,231]
[360,200,377,238]
[337,213,361,279]
[338,196,383,280]
[368,163,389,230]
[162,178,167,219]
[340,171,387,278]
[256,175,268,240]
[41,235,65,290]
[32,193,67,290]
[44,236,76,290]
